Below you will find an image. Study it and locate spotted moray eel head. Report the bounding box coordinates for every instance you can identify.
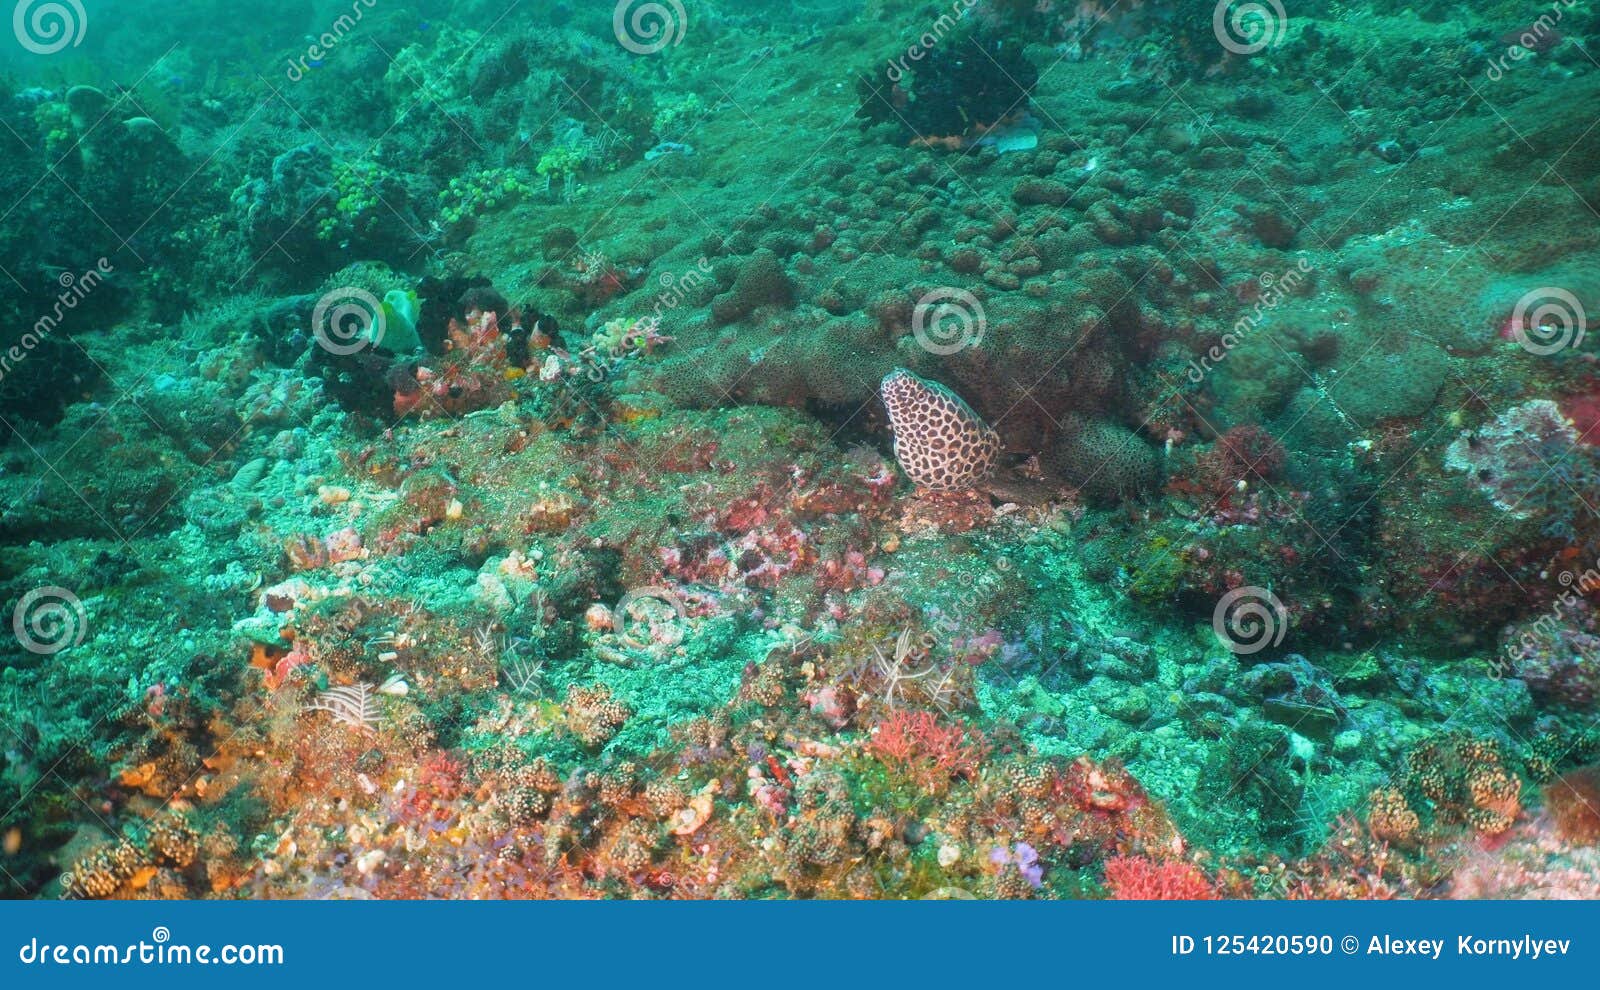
[879,368,1000,491]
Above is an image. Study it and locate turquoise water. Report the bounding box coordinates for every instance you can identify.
[1,0,1599,900]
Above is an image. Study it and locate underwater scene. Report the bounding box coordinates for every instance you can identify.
[0,0,1598,903]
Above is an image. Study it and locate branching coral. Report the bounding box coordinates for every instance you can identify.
[868,709,987,793]
[1102,855,1218,900]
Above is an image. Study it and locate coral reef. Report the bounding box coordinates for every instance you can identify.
[3,0,1600,904]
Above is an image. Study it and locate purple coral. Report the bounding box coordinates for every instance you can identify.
[989,841,1043,888]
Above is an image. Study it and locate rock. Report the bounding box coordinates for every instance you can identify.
[232,457,269,491]
[65,84,107,133]
[1262,697,1342,742]
[1090,677,1152,724]
[1182,655,1240,695]
[1182,692,1237,718]
[1087,654,1145,683]
[1333,730,1363,758]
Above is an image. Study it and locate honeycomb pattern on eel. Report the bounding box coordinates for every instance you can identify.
[880,368,1000,491]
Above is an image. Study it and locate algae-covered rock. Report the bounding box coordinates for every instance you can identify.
[1323,336,1446,426]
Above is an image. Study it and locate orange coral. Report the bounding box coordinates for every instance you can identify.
[564,683,632,748]
[1408,735,1523,838]
[1367,786,1422,847]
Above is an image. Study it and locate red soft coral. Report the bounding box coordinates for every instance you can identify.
[1102,855,1218,900]
[1186,425,1286,495]
[868,710,986,790]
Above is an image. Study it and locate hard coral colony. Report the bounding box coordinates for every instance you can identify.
[0,0,1599,913]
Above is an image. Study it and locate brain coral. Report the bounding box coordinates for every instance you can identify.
[880,369,1000,491]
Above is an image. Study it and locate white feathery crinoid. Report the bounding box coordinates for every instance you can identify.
[304,683,381,732]
[871,627,935,708]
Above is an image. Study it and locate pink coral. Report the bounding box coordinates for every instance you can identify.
[869,710,986,787]
[1102,855,1217,900]
[1447,815,1600,899]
